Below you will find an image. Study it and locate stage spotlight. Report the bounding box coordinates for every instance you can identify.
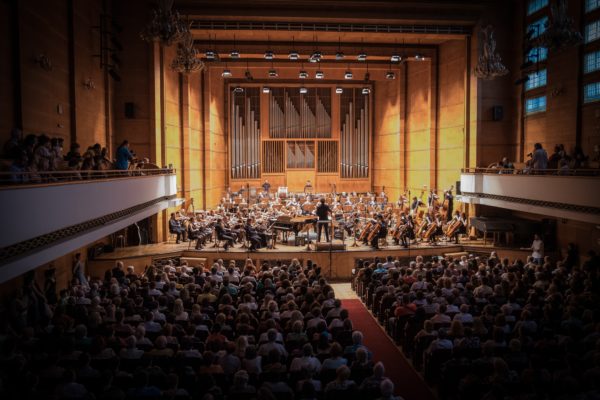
[222,69,232,77]
[299,70,309,79]
[205,50,216,60]
[268,69,278,78]
[315,70,324,79]
[309,50,322,63]
[362,87,371,95]
[335,87,343,94]
[299,87,308,94]
[264,50,274,60]
[357,52,367,61]
[344,70,353,79]
[336,51,344,60]
[289,50,299,60]
[262,87,271,93]
[385,71,396,80]
[390,54,401,62]
[233,87,244,94]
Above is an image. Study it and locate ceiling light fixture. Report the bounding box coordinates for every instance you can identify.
[415,54,425,61]
[230,34,240,59]
[309,35,321,63]
[262,87,271,93]
[315,62,324,79]
[268,60,278,78]
[299,62,308,78]
[222,61,232,77]
[140,0,188,46]
[335,37,344,60]
[289,37,299,60]
[264,35,274,60]
[344,70,353,80]
[299,87,308,94]
[357,39,367,61]
[335,87,343,94]
[233,86,244,94]
[385,71,395,80]
[205,34,216,60]
[362,87,371,95]
[391,54,401,63]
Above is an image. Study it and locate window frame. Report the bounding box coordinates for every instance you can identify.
[525,95,547,115]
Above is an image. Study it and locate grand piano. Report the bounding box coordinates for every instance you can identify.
[272,215,318,244]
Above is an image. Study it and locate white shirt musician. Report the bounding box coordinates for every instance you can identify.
[427,190,439,208]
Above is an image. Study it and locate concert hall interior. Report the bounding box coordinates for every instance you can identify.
[1,0,600,399]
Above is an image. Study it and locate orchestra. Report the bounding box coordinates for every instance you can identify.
[168,185,467,251]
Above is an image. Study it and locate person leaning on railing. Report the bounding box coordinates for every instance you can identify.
[115,140,136,171]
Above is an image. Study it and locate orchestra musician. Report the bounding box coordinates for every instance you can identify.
[244,218,262,251]
[304,179,313,193]
[410,196,420,215]
[316,197,332,242]
[450,210,467,244]
[169,213,187,244]
[444,188,454,222]
[215,219,235,250]
[427,189,439,208]
[371,214,388,250]
[429,214,443,244]
[262,179,271,194]
[401,215,416,248]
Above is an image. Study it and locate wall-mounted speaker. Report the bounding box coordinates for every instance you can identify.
[492,105,503,121]
[125,102,135,119]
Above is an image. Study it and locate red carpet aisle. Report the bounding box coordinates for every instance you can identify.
[342,299,436,400]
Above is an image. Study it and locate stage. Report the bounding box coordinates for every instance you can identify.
[88,238,533,279]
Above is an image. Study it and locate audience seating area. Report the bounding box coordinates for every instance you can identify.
[353,251,600,399]
[0,258,400,400]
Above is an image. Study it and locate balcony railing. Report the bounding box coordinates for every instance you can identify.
[461,167,600,176]
[459,169,600,224]
[0,167,174,186]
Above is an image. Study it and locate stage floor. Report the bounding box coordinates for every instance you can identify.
[89,237,532,279]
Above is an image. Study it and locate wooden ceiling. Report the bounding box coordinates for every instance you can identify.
[171,0,489,62]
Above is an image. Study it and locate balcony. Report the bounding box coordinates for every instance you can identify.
[459,168,600,224]
[0,169,178,283]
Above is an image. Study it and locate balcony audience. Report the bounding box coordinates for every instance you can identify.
[1,130,159,183]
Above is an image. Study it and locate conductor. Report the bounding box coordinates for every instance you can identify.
[316,197,331,242]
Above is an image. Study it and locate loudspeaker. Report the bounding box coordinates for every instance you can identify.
[315,243,346,251]
[492,105,503,121]
[456,180,461,195]
[124,102,135,119]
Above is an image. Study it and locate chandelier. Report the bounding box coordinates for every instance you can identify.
[171,33,205,74]
[140,0,188,46]
[531,0,582,50]
[474,25,509,80]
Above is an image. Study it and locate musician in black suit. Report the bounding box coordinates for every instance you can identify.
[215,219,235,250]
[316,197,331,242]
[444,189,454,221]
[400,215,416,248]
[169,213,186,244]
[371,214,388,249]
[262,179,271,193]
[244,219,262,251]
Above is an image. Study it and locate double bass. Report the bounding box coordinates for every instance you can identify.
[440,185,454,221]
[358,220,374,242]
[367,221,381,242]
